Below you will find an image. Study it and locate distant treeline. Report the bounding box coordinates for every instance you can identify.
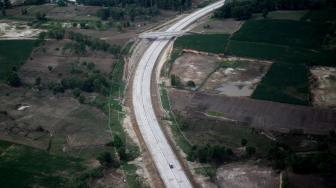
[77,0,192,10]
[214,0,336,20]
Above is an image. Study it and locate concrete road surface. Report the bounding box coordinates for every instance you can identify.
[132,1,225,187]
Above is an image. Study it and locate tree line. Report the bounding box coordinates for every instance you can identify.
[77,0,192,11]
[214,0,336,20]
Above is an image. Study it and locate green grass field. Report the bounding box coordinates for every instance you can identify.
[231,19,330,49]
[252,62,310,105]
[302,8,336,22]
[0,40,36,80]
[225,40,335,66]
[174,33,230,54]
[0,141,87,188]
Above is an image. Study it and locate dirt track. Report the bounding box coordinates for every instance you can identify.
[169,89,336,135]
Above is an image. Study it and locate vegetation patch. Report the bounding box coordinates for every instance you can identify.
[252,62,310,105]
[0,40,36,80]
[225,40,335,67]
[174,34,230,54]
[0,141,87,187]
[231,19,330,49]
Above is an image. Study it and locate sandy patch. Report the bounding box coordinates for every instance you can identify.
[216,162,279,188]
[0,21,42,39]
[310,66,336,109]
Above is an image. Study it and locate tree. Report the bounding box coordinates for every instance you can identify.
[97,152,112,167]
[246,146,256,156]
[241,138,248,146]
[78,95,85,103]
[35,12,47,21]
[262,8,269,18]
[48,65,53,72]
[171,74,181,87]
[72,88,81,98]
[7,72,21,87]
[113,134,124,148]
[187,80,196,87]
[35,77,41,85]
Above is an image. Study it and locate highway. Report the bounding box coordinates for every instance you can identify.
[132,1,225,187]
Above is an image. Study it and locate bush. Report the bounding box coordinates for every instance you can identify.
[241,138,248,146]
[78,95,85,104]
[186,80,196,87]
[72,88,81,98]
[246,146,256,156]
[171,74,181,87]
[7,72,21,87]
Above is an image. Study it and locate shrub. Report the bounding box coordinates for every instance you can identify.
[171,74,181,87]
[241,138,248,146]
[7,72,21,87]
[187,80,196,87]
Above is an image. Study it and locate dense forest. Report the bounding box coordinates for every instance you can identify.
[214,0,336,20]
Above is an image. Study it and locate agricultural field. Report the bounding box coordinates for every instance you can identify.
[0,40,36,80]
[253,10,307,21]
[174,33,230,54]
[231,19,329,49]
[252,63,310,105]
[0,140,88,187]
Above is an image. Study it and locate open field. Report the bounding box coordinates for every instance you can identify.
[302,8,336,22]
[252,62,310,105]
[216,162,279,188]
[174,33,230,54]
[253,10,307,21]
[231,20,330,49]
[201,58,271,96]
[6,4,101,21]
[168,89,336,135]
[170,53,220,86]
[191,18,243,34]
[310,67,336,109]
[0,140,87,187]
[0,20,43,39]
[0,39,36,80]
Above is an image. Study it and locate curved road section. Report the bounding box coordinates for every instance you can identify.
[132,1,225,187]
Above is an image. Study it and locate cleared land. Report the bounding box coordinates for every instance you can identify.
[310,67,336,109]
[191,18,243,34]
[216,162,279,188]
[168,89,336,134]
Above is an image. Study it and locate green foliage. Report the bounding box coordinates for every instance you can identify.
[6,72,21,87]
[245,146,256,156]
[241,138,247,146]
[214,0,335,20]
[78,95,85,103]
[232,20,331,49]
[175,34,230,54]
[63,42,86,56]
[97,151,120,168]
[190,144,233,164]
[46,28,65,40]
[35,12,47,21]
[171,74,182,87]
[252,63,310,105]
[0,40,35,80]
[186,80,196,87]
[0,143,86,187]
[72,88,81,98]
[77,0,192,11]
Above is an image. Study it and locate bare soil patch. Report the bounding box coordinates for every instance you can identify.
[170,53,220,86]
[7,4,100,21]
[201,58,271,96]
[0,20,42,39]
[192,18,243,34]
[0,84,110,152]
[168,89,336,134]
[310,66,336,109]
[216,162,279,188]
[20,39,115,85]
